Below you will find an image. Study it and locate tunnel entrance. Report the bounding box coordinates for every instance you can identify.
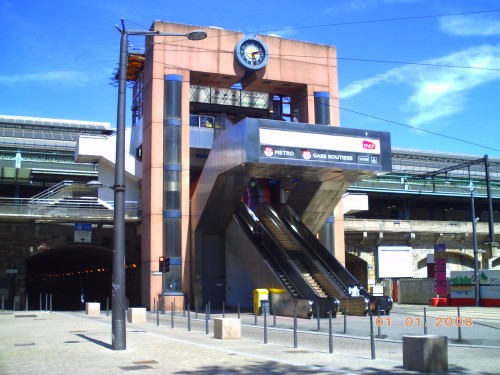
[345,253,369,290]
[26,246,140,311]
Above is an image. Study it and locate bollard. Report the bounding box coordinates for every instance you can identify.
[45,294,48,312]
[457,307,462,341]
[50,294,52,313]
[424,307,428,335]
[107,297,109,317]
[171,302,174,328]
[173,299,176,317]
[293,304,298,348]
[195,301,198,319]
[25,295,28,311]
[156,301,159,326]
[264,307,268,344]
[188,303,191,331]
[208,301,211,320]
[2,294,4,312]
[377,305,382,338]
[205,304,209,335]
[222,300,225,318]
[316,303,320,331]
[238,302,240,319]
[343,308,347,334]
[328,310,333,354]
[369,313,376,360]
[154,297,156,313]
[273,304,277,327]
[255,313,257,325]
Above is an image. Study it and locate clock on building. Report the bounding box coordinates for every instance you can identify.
[234,37,269,71]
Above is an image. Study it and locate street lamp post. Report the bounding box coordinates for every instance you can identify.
[468,182,480,307]
[112,20,206,350]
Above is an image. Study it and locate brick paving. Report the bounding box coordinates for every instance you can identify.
[1,304,499,374]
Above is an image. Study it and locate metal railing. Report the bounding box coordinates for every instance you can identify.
[0,197,140,221]
[350,178,499,198]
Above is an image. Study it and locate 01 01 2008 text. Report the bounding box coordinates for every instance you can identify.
[374,316,473,328]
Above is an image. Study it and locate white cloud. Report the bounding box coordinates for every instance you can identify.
[0,71,96,87]
[339,44,500,127]
[440,14,500,37]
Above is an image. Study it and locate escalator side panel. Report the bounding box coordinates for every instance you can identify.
[230,204,314,318]
[279,203,392,315]
[254,203,341,316]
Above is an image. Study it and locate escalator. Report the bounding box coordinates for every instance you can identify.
[277,203,393,315]
[190,118,392,313]
[235,202,339,318]
[235,202,392,316]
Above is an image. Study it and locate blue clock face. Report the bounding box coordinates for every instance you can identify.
[235,37,269,71]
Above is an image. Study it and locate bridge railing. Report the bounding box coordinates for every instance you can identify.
[0,197,140,221]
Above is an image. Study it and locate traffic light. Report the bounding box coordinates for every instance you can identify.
[159,256,165,273]
[164,257,171,273]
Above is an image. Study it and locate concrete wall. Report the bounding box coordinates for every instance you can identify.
[398,278,435,304]
[140,21,341,309]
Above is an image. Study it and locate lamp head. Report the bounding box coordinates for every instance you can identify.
[86,180,105,188]
[187,30,207,40]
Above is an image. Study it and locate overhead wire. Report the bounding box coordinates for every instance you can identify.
[144,45,500,71]
[123,8,500,41]
[142,53,500,154]
[332,104,500,153]
[239,9,500,35]
[119,10,500,154]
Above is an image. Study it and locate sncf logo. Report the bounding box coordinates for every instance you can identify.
[363,140,376,150]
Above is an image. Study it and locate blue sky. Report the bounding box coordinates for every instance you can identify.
[1,0,499,157]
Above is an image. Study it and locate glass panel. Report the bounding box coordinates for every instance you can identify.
[164,170,181,210]
[189,115,200,127]
[165,263,182,293]
[164,218,181,257]
[164,126,181,164]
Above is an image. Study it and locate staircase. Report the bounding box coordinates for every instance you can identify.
[27,180,118,218]
[261,216,329,298]
[293,260,327,298]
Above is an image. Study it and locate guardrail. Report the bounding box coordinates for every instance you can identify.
[350,179,499,198]
[0,197,140,221]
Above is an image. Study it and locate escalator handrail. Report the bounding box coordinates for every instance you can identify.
[255,203,347,300]
[277,203,369,298]
[260,203,352,297]
[253,204,331,301]
[235,203,306,299]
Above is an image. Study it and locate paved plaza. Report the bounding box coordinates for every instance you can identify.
[1,304,499,374]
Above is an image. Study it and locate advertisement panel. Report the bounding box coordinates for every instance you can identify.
[450,270,500,307]
[434,244,447,297]
[259,129,381,167]
[377,246,413,278]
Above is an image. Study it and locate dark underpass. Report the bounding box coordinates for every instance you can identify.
[25,246,140,311]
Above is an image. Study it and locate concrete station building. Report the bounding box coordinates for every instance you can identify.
[0,21,499,312]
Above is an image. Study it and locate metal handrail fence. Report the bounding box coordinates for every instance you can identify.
[0,197,140,220]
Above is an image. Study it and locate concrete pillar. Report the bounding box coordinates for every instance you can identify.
[314,91,330,125]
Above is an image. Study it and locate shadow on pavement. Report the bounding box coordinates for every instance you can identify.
[75,333,112,350]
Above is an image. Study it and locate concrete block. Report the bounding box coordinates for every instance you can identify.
[85,302,100,317]
[403,335,448,372]
[127,307,147,323]
[214,318,241,340]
